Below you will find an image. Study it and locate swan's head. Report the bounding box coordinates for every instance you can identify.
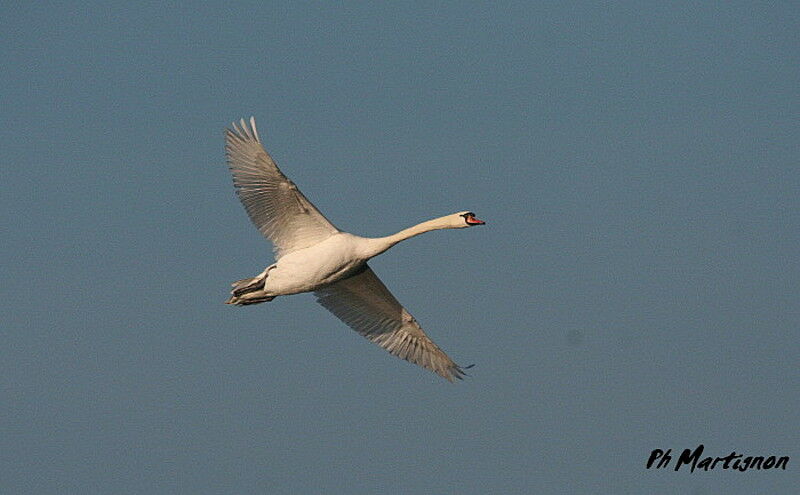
[454,211,486,228]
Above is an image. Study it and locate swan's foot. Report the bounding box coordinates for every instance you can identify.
[226,266,275,306]
[225,292,275,305]
[232,277,265,297]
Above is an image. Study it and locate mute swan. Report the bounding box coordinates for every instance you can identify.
[224,117,485,381]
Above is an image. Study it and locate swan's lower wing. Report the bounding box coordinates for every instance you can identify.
[315,265,468,382]
[226,117,339,257]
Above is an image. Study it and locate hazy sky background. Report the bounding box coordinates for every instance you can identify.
[2,2,798,493]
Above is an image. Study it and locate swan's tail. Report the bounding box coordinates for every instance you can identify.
[225,273,274,306]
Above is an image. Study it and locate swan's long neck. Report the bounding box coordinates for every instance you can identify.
[363,215,457,259]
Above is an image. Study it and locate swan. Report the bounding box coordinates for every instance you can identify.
[224,117,485,381]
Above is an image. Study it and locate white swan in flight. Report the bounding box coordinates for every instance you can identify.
[224,117,485,381]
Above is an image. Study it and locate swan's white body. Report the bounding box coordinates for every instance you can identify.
[224,117,485,381]
[263,233,366,296]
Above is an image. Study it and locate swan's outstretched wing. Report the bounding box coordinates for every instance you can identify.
[315,265,469,382]
[226,117,339,257]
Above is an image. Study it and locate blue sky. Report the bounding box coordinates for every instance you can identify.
[2,2,798,493]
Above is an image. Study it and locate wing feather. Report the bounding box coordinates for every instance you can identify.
[315,265,469,381]
[225,117,339,257]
